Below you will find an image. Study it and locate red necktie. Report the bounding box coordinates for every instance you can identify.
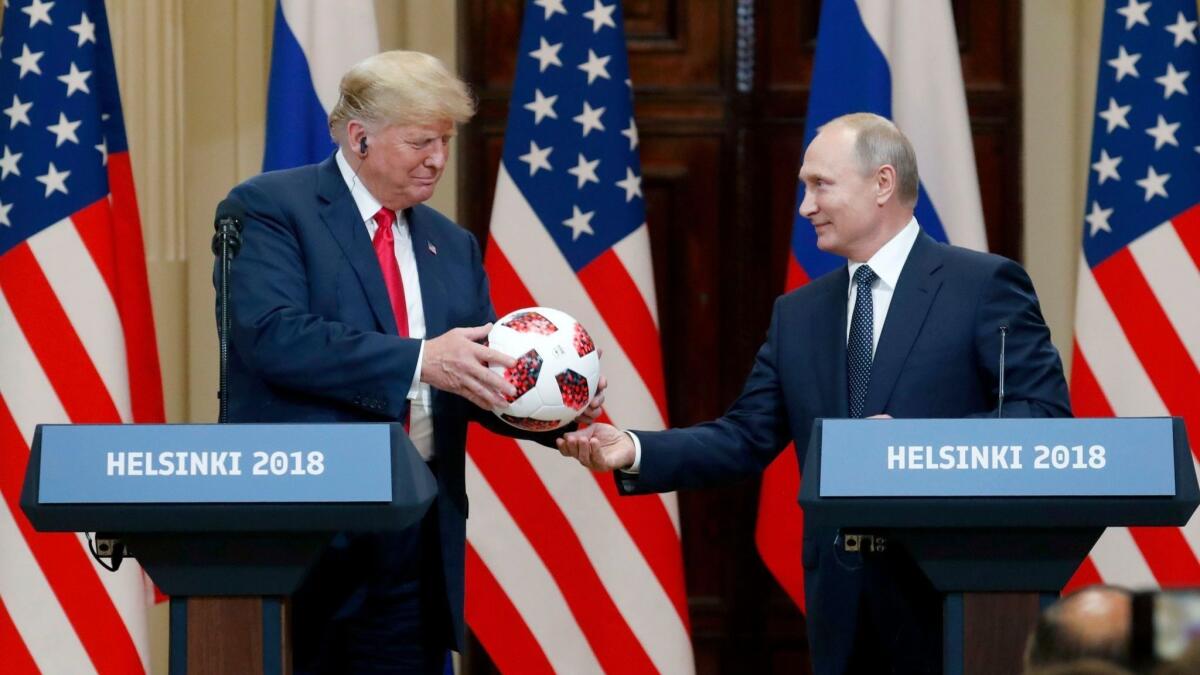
[371,208,409,337]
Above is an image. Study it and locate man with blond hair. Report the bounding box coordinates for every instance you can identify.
[218,51,601,673]
[558,112,1070,673]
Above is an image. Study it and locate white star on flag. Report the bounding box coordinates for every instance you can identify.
[68,12,97,46]
[561,205,595,240]
[615,166,642,202]
[524,88,558,124]
[1116,0,1152,30]
[573,101,605,136]
[35,162,70,197]
[0,145,20,179]
[0,199,11,227]
[1091,149,1122,183]
[532,0,567,21]
[95,138,108,165]
[578,49,611,84]
[13,43,44,78]
[4,94,32,128]
[1085,201,1114,236]
[567,153,600,188]
[1165,11,1197,46]
[1098,97,1132,132]
[518,140,553,176]
[47,111,81,146]
[1154,63,1189,98]
[1135,165,1170,201]
[583,0,617,33]
[21,0,54,28]
[57,62,92,97]
[1145,115,1180,150]
[621,117,639,150]
[1107,46,1141,81]
[529,37,563,72]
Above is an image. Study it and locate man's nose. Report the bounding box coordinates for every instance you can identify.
[425,141,448,169]
[798,189,816,217]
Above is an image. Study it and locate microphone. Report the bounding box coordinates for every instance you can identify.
[211,198,245,257]
[996,322,1008,418]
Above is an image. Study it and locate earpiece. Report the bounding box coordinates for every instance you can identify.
[359,137,368,155]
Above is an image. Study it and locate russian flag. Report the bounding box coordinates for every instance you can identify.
[263,0,379,171]
[757,0,987,612]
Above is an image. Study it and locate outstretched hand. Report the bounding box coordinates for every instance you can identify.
[422,324,517,410]
[556,422,635,472]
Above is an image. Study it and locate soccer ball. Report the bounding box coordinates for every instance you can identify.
[487,307,601,431]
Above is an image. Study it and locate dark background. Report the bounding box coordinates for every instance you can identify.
[457,1,1022,671]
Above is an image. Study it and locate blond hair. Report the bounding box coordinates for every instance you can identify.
[328,50,476,142]
[822,112,920,206]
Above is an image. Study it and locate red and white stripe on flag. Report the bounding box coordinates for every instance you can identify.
[469,2,693,670]
[467,168,694,674]
[1064,0,1200,594]
[1,0,165,671]
[1066,206,1200,592]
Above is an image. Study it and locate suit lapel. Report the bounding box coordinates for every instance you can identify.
[316,155,398,334]
[406,206,450,339]
[862,232,944,416]
[814,269,850,418]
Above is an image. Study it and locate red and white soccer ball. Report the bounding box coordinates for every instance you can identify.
[487,307,601,431]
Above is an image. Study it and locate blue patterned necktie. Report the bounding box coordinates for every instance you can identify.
[847,265,877,419]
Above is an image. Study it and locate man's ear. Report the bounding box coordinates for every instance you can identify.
[876,164,898,206]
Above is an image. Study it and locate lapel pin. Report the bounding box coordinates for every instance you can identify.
[427,241,438,255]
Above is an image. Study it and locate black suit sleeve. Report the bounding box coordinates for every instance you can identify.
[617,297,794,494]
[969,259,1072,419]
[222,183,420,419]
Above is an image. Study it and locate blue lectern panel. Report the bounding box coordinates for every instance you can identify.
[820,418,1175,497]
[37,424,393,503]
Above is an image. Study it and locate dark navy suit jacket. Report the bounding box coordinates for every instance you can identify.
[217,154,553,661]
[619,232,1072,673]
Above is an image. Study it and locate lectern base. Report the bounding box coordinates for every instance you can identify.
[944,591,1056,675]
[169,596,289,675]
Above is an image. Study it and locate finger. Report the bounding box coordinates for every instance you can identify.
[555,437,569,457]
[465,376,505,409]
[478,366,518,398]
[459,324,493,341]
[588,392,605,411]
[478,345,517,369]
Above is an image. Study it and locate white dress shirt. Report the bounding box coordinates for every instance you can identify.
[336,149,435,460]
[845,217,921,357]
[624,218,923,473]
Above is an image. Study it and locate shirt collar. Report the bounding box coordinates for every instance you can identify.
[335,148,385,224]
[847,216,920,294]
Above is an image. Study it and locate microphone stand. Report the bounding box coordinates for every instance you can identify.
[212,210,243,424]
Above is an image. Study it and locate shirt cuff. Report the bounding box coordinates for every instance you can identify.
[625,431,642,473]
[407,340,425,400]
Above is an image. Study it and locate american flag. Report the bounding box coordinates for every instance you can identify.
[1066,0,1200,591]
[0,0,163,673]
[755,0,986,615]
[467,1,694,672]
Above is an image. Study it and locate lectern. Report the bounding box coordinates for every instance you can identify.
[799,417,1197,675]
[21,423,436,675]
